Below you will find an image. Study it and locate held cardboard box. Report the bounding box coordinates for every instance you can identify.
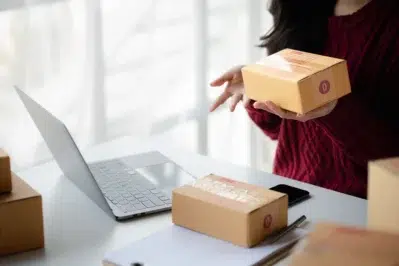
[0,149,12,194]
[172,174,288,248]
[242,49,351,114]
[368,157,399,233]
[0,173,44,256]
[288,223,399,266]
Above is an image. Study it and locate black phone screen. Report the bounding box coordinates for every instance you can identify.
[269,184,310,207]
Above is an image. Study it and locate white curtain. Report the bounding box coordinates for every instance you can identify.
[0,0,95,169]
[0,0,276,172]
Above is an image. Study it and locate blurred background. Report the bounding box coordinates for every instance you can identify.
[0,0,276,173]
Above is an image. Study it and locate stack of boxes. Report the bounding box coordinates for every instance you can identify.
[0,149,44,256]
[288,157,399,265]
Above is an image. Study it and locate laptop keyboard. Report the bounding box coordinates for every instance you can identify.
[89,160,171,214]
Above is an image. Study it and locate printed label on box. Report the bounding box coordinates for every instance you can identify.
[319,80,330,94]
[310,68,336,106]
[192,177,268,205]
[263,214,273,229]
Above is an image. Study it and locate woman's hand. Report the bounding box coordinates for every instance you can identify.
[209,65,250,112]
[253,100,337,122]
[209,65,337,121]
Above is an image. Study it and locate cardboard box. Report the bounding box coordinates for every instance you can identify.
[0,173,44,256]
[0,149,12,194]
[242,49,351,114]
[288,223,399,266]
[368,157,399,233]
[172,174,288,248]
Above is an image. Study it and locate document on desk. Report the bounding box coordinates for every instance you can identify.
[103,225,307,266]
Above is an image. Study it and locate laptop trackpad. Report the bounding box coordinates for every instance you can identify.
[135,162,196,197]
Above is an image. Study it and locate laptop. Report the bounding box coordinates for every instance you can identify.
[15,86,196,221]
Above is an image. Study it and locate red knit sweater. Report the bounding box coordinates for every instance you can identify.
[246,0,399,199]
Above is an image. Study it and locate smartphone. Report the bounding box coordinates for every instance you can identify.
[269,184,310,207]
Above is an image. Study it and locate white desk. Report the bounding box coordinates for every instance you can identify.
[0,135,367,266]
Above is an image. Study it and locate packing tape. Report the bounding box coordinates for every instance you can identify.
[256,54,326,76]
[192,177,269,205]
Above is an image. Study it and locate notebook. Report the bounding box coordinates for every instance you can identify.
[103,225,307,266]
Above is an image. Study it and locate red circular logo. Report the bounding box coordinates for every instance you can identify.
[319,80,330,94]
[263,214,273,229]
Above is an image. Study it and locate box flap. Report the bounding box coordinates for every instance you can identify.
[0,173,40,204]
[248,49,344,82]
[174,174,284,214]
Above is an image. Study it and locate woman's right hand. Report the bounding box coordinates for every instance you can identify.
[209,65,251,112]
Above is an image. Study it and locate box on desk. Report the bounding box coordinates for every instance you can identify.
[368,157,399,233]
[288,223,399,266]
[241,49,351,114]
[172,174,288,248]
[0,149,12,194]
[0,173,44,256]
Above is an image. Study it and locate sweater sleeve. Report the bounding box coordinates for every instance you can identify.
[245,100,282,140]
[315,97,399,165]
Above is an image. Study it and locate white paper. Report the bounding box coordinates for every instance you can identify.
[103,225,307,266]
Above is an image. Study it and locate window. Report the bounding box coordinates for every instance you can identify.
[0,0,275,173]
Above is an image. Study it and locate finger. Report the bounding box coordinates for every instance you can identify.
[265,102,288,118]
[209,90,232,112]
[243,95,251,108]
[321,100,338,114]
[225,82,243,94]
[209,81,232,112]
[295,113,311,122]
[253,101,274,113]
[210,72,235,87]
[267,101,301,119]
[230,94,243,112]
[255,101,298,119]
[262,101,289,118]
[302,100,338,120]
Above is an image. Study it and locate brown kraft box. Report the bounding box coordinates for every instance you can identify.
[0,173,44,256]
[172,174,288,248]
[288,223,399,266]
[242,48,351,114]
[0,149,12,194]
[368,157,399,234]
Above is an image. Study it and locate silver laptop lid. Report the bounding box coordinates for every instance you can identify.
[15,86,114,218]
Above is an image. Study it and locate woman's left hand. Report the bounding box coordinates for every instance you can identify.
[252,100,338,122]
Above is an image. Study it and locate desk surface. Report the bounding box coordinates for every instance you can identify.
[0,135,366,266]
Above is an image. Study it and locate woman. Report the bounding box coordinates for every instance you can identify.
[209,0,399,199]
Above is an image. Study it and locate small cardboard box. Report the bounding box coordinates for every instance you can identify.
[172,174,288,248]
[0,149,12,194]
[242,49,351,114]
[0,173,44,256]
[368,157,399,233]
[288,223,399,266]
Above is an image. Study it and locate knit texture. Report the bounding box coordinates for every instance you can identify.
[246,0,399,199]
